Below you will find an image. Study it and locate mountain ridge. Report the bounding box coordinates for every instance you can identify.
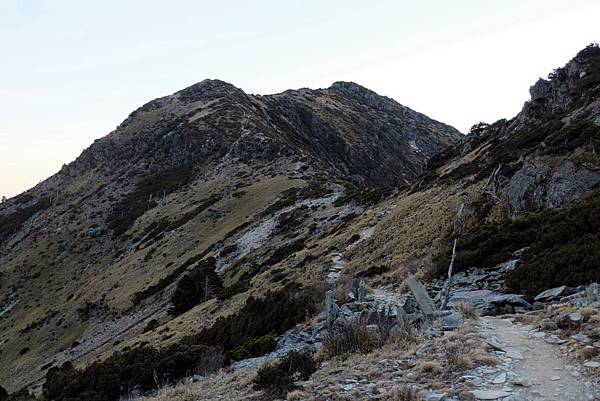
[1,45,599,400]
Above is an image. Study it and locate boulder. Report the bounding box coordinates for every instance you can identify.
[490,294,532,309]
[448,290,530,315]
[534,286,574,303]
[441,312,464,331]
[406,276,435,316]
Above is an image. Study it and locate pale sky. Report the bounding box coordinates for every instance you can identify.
[1,1,599,198]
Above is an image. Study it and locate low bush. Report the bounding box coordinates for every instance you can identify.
[322,318,382,358]
[261,239,306,268]
[434,193,600,296]
[229,335,277,360]
[169,257,223,315]
[139,194,221,246]
[189,290,317,359]
[253,351,317,399]
[389,386,424,401]
[43,344,223,401]
[458,301,479,320]
[333,185,394,207]
[216,278,250,301]
[0,197,50,244]
[2,389,36,401]
[107,165,194,236]
[131,246,213,306]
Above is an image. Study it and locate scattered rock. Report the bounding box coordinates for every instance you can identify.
[571,333,592,344]
[471,389,512,400]
[583,361,600,369]
[534,285,576,303]
[441,312,464,330]
[492,372,506,384]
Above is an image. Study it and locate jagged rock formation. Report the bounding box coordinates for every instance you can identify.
[505,159,600,217]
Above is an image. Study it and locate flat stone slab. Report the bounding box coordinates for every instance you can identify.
[471,390,512,400]
[485,339,524,360]
[492,372,507,384]
[406,276,435,315]
[584,361,600,368]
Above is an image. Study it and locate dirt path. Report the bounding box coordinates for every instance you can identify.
[473,316,599,401]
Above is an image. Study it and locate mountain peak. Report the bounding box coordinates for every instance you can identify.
[328,81,379,99]
[175,79,244,102]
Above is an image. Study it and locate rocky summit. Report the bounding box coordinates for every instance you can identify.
[1,44,600,401]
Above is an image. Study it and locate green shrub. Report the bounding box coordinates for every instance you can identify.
[189,290,317,359]
[261,239,306,268]
[216,279,250,300]
[169,257,223,315]
[229,335,277,360]
[139,194,221,245]
[43,344,223,401]
[0,197,50,244]
[2,389,36,401]
[434,193,600,296]
[507,197,600,296]
[107,166,194,236]
[143,319,160,333]
[333,185,394,207]
[322,319,382,358]
[252,351,317,398]
[131,246,213,306]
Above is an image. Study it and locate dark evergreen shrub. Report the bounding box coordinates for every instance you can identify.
[131,246,213,306]
[252,351,317,398]
[434,193,600,297]
[43,344,223,401]
[169,257,223,315]
[189,290,317,359]
[107,165,194,236]
[0,197,50,245]
[229,335,277,360]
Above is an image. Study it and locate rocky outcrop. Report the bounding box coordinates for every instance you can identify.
[429,256,532,316]
[513,43,600,129]
[505,160,600,217]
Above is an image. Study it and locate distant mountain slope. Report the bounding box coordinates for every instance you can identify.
[0,80,460,391]
[3,44,598,399]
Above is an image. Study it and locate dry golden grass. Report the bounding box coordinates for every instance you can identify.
[451,354,474,369]
[389,386,424,401]
[579,346,599,360]
[579,307,597,317]
[473,353,501,366]
[417,361,443,374]
[512,313,541,325]
[588,314,600,324]
[134,370,255,401]
[286,389,307,400]
[458,302,479,320]
[343,182,483,277]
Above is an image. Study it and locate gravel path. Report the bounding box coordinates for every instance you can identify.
[473,316,599,401]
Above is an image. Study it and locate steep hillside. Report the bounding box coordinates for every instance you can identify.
[1,43,599,401]
[0,81,460,392]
